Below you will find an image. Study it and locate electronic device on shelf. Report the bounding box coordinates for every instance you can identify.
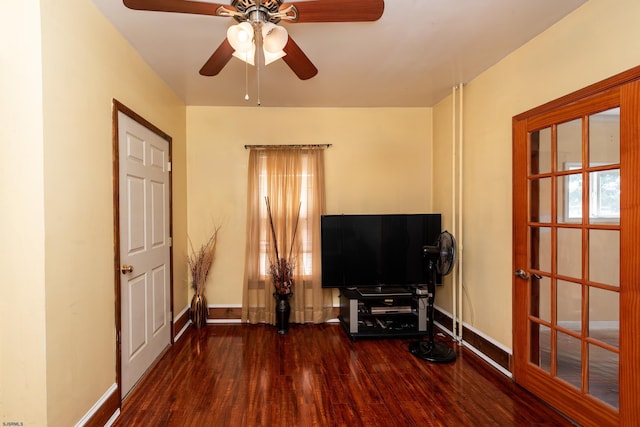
[356,286,413,297]
[339,288,427,339]
[320,213,442,290]
[409,231,457,363]
[370,306,412,315]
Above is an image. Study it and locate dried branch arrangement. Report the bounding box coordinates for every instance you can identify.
[188,226,220,296]
[265,197,301,295]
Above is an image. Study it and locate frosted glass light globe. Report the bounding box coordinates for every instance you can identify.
[262,22,288,53]
[227,22,254,53]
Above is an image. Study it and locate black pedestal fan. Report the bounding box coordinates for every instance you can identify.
[409,230,457,363]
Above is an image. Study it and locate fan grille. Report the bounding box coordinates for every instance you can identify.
[232,0,282,15]
[436,231,456,276]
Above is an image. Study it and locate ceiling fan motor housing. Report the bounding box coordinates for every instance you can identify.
[232,0,285,24]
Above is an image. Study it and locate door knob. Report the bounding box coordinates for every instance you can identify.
[515,269,543,280]
[121,264,134,274]
[515,269,529,279]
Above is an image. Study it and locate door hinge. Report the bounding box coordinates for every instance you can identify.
[168,236,173,247]
[167,161,172,172]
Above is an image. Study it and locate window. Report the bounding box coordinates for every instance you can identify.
[257,153,314,277]
[566,163,620,221]
[243,147,330,325]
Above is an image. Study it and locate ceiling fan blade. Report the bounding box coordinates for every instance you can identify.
[123,0,233,16]
[281,0,384,23]
[199,39,234,76]
[282,36,318,80]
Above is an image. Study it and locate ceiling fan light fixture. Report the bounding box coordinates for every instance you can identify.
[262,22,288,53]
[227,22,254,53]
[232,44,256,66]
[263,49,286,65]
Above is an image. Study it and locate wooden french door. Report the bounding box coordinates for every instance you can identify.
[513,70,640,426]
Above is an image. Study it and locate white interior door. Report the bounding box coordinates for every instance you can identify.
[118,111,171,398]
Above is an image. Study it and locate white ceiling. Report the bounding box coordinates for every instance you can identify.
[92,0,587,108]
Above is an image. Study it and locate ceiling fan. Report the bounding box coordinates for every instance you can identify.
[122,0,385,80]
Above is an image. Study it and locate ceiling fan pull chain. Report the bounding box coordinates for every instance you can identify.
[256,21,262,106]
[257,57,261,106]
[244,56,250,101]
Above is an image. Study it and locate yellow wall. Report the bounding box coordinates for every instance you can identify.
[186,107,433,304]
[0,1,48,425]
[5,0,640,423]
[1,0,188,425]
[432,0,640,348]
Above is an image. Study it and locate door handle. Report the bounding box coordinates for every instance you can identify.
[121,264,134,274]
[515,269,543,280]
[515,269,529,279]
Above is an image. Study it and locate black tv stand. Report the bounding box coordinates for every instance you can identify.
[339,288,427,340]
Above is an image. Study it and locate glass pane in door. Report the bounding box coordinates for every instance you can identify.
[531,275,551,322]
[589,108,620,166]
[530,127,552,174]
[530,177,551,223]
[589,169,620,224]
[530,226,551,273]
[557,280,582,334]
[588,286,619,348]
[556,331,582,389]
[589,229,620,287]
[531,322,551,373]
[557,228,582,279]
[588,344,619,409]
[557,118,582,171]
[558,173,582,223]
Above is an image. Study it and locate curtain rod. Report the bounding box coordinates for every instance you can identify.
[244,144,332,150]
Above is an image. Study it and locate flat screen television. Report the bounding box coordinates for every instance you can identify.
[320,213,441,289]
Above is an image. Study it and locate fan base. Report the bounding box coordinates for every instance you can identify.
[409,341,457,363]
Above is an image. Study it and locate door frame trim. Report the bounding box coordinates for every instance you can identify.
[112,99,174,402]
[512,66,640,426]
[514,65,640,121]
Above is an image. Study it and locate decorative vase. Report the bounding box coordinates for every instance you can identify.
[275,293,291,334]
[190,293,208,329]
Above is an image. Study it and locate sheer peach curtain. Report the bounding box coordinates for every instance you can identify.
[242,147,333,324]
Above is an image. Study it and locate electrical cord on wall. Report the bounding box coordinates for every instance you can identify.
[461,280,475,326]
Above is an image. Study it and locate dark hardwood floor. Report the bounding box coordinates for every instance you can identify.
[113,323,575,426]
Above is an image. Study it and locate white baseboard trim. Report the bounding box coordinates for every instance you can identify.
[104,409,120,427]
[433,304,513,377]
[433,319,512,378]
[74,383,118,427]
[173,304,192,342]
[433,304,455,337]
[206,304,243,324]
[207,318,243,324]
[434,304,513,356]
[174,319,192,341]
[462,341,513,378]
[462,321,513,356]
